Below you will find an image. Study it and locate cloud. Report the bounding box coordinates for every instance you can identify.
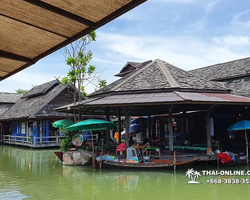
[154,0,197,3]
[232,10,250,26]
[97,32,249,70]
[212,35,250,46]
[188,0,221,30]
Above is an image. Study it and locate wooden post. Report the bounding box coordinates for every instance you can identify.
[174,151,176,171]
[125,108,130,148]
[206,108,212,154]
[91,128,95,169]
[182,109,187,143]
[245,122,249,165]
[148,114,152,145]
[56,135,58,144]
[100,152,102,169]
[167,105,173,152]
[118,108,122,144]
[106,107,110,145]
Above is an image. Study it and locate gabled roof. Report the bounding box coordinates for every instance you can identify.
[189,57,250,81]
[0,0,146,81]
[0,93,21,103]
[90,59,229,97]
[114,60,152,77]
[0,80,71,120]
[22,79,60,99]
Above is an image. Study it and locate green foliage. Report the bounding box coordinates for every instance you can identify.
[99,79,107,88]
[59,126,78,151]
[16,88,28,95]
[62,30,106,121]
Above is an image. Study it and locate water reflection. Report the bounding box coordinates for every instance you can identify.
[1,146,250,200]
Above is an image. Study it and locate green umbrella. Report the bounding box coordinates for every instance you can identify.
[52,119,74,128]
[66,119,117,131]
[66,119,117,168]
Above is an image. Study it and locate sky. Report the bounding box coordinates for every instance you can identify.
[1,0,250,94]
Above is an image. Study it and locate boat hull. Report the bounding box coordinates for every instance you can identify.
[99,158,200,169]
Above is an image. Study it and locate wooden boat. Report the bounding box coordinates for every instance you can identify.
[54,149,92,165]
[101,158,200,169]
[96,147,200,169]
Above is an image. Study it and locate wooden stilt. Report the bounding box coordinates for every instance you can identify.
[100,152,102,169]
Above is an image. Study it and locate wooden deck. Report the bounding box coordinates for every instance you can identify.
[2,135,64,148]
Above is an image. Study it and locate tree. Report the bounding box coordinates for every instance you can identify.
[61,31,106,122]
[16,88,28,95]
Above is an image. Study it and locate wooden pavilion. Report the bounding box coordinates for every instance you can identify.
[56,59,250,154]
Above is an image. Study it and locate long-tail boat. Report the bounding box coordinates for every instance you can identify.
[96,147,200,169]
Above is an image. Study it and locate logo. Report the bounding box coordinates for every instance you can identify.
[186,168,201,184]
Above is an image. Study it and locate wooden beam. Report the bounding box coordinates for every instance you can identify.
[0,50,32,63]
[24,0,96,27]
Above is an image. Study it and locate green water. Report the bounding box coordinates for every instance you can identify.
[1,146,250,200]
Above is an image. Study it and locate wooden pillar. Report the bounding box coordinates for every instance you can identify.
[125,109,130,147]
[148,114,152,145]
[152,119,156,141]
[206,108,212,153]
[118,108,122,144]
[167,105,173,151]
[181,109,187,143]
[106,107,110,145]
[160,119,165,138]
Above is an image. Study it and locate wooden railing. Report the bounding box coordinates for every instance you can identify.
[2,135,65,148]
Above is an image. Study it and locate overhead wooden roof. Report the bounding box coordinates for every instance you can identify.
[0,0,146,81]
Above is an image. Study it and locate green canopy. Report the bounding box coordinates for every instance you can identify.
[66,119,117,169]
[66,119,117,131]
[52,119,74,128]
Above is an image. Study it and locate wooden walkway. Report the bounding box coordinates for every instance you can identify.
[2,135,64,148]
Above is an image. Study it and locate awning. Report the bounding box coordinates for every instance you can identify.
[0,0,146,81]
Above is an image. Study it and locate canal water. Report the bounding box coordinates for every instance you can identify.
[1,146,250,200]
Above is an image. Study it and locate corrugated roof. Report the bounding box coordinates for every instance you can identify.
[55,91,250,112]
[0,0,146,81]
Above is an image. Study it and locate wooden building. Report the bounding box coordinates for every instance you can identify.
[0,79,75,148]
[56,59,250,154]
[0,93,21,142]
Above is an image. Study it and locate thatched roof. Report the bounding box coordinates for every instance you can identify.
[114,60,152,77]
[189,57,250,81]
[0,92,21,103]
[0,0,146,81]
[90,59,229,97]
[0,80,73,120]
